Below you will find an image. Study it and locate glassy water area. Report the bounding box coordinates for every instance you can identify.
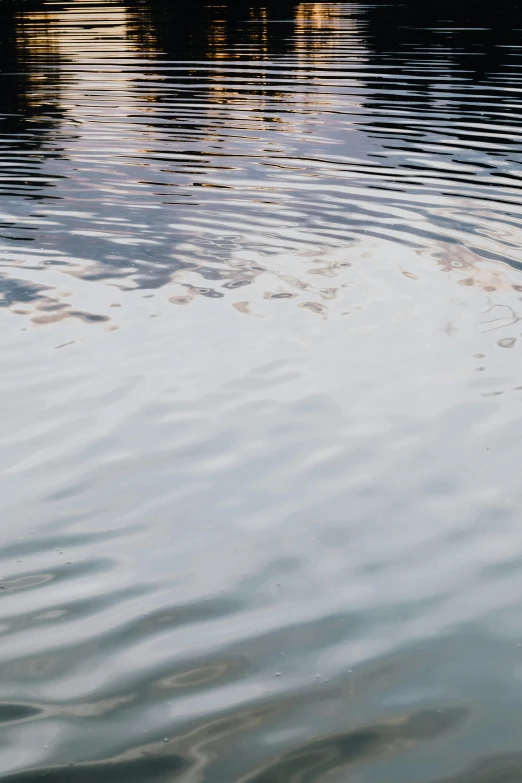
[2,0,522,779]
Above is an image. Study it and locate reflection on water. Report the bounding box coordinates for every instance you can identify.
[2,1,522,781]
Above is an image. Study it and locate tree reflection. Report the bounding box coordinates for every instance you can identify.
[126,0,297,60]
[1,1,522,323]
[0,0,64,200]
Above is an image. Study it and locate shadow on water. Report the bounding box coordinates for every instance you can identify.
[8,707,522,783]
[362,2,522,153]
[0,707,468,782]
[366,1,522,77]
[238,707,468,783]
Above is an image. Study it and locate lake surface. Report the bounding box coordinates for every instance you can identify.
[2,1,522,780]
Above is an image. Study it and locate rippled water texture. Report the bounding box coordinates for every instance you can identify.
[2,1,522,780]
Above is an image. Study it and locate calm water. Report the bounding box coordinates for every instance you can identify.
[2,1,522,780]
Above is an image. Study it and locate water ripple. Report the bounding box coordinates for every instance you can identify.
[1,1,522,781]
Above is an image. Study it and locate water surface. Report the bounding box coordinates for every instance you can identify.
[1,1,522,781]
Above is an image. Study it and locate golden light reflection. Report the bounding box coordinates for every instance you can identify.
[294,2,367,59]
[295,3,340,28]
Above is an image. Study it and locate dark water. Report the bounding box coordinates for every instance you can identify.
[2,1,522,780]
